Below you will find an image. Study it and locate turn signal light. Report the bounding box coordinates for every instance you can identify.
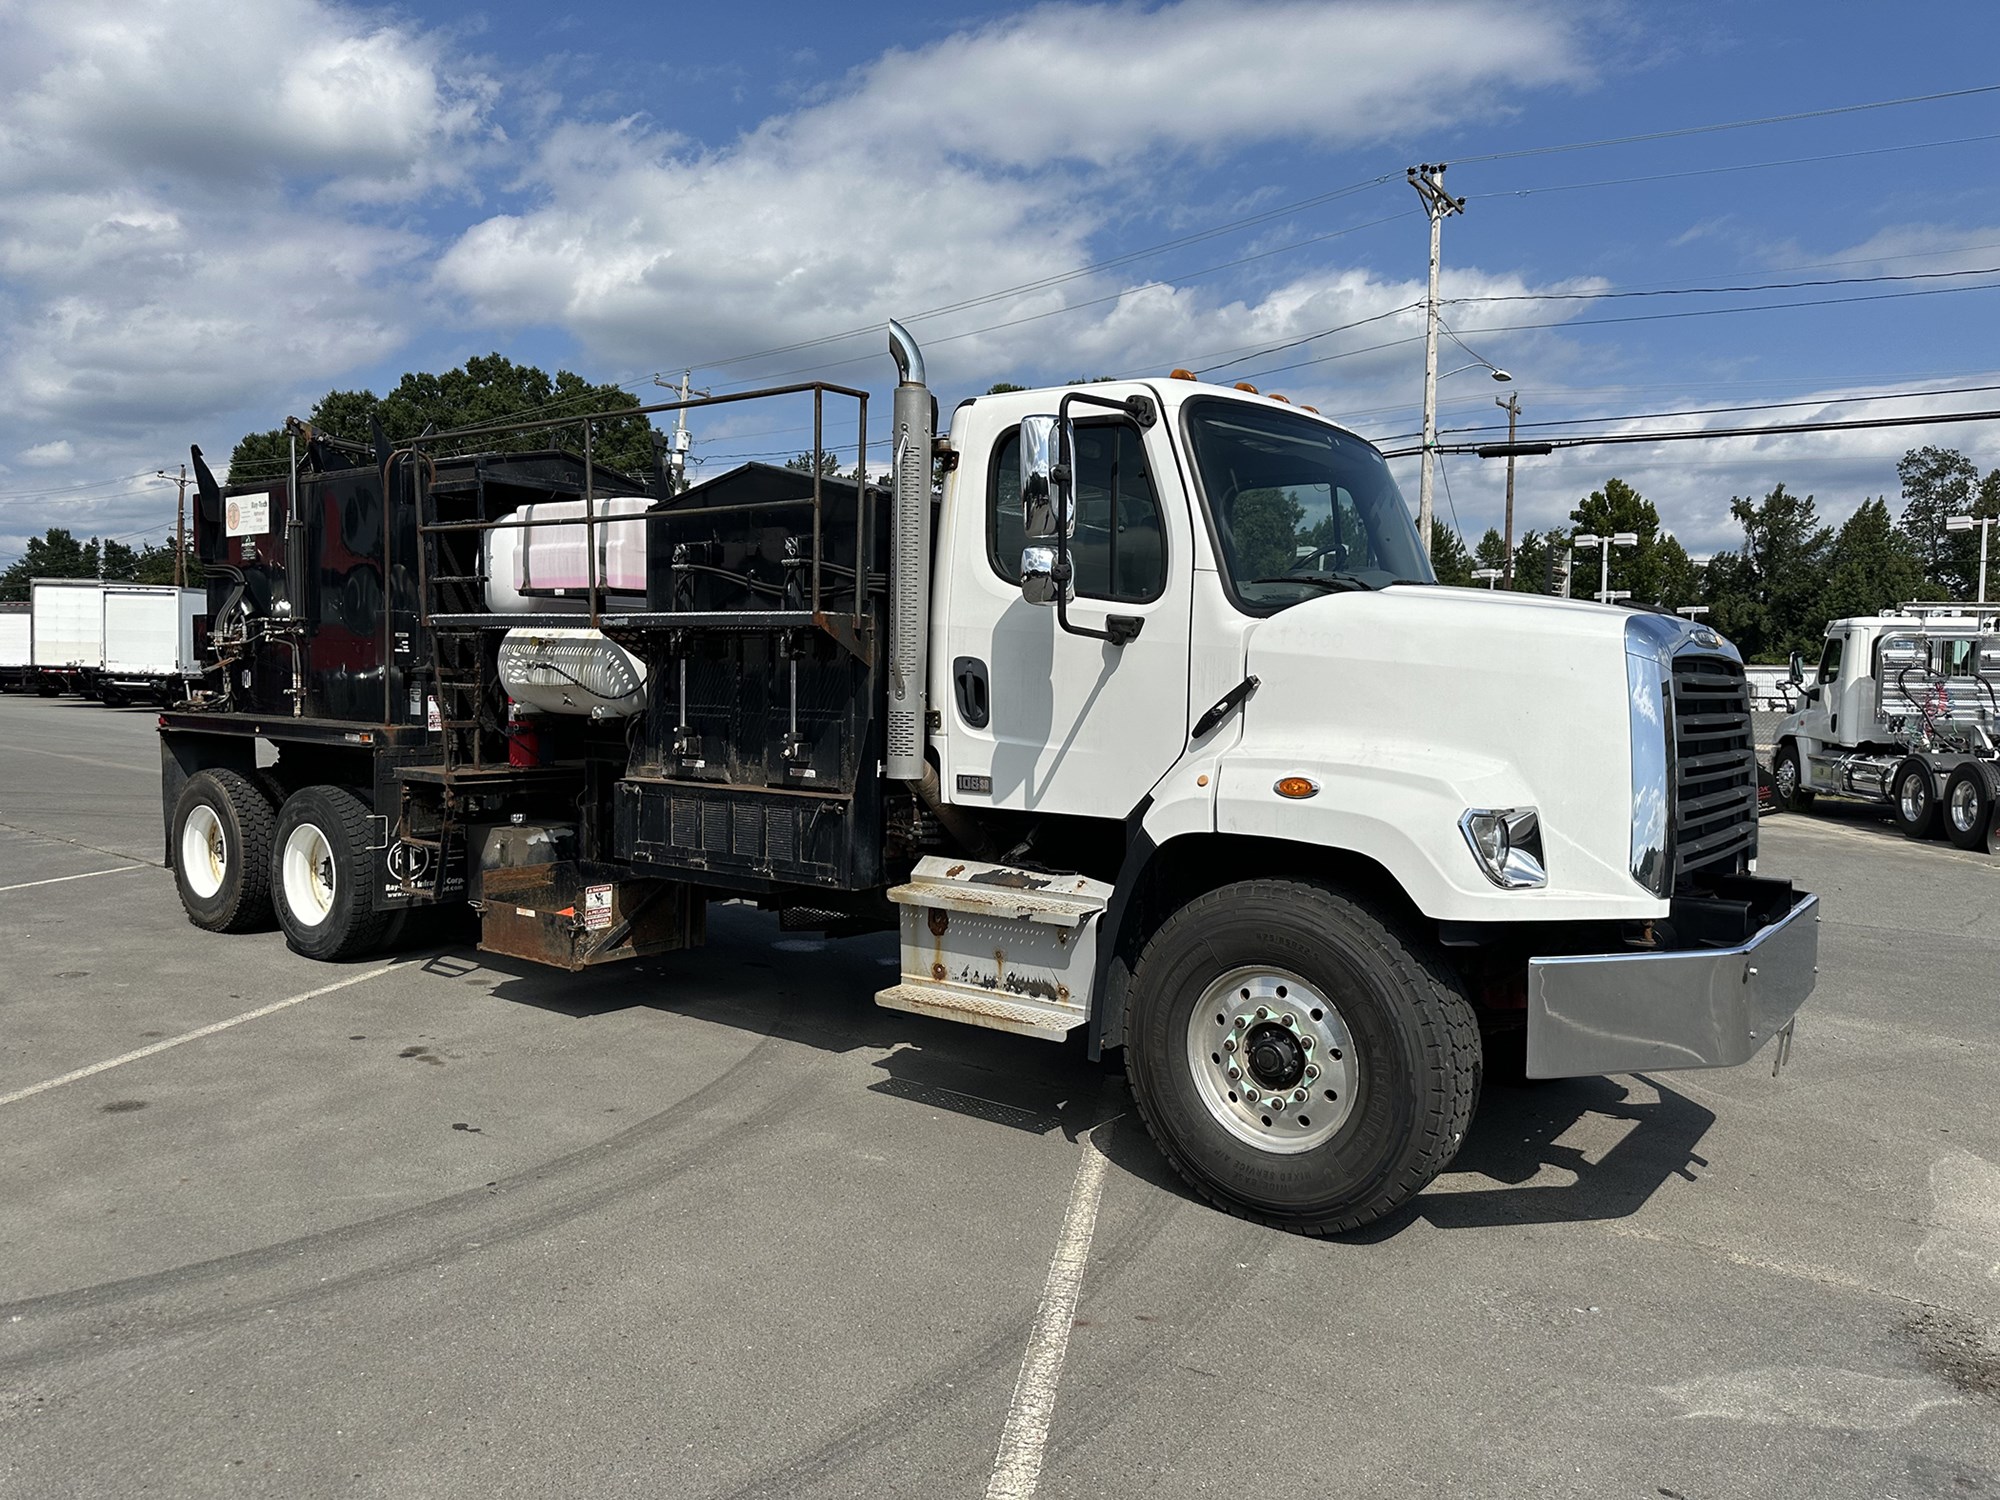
[1169,368,1197,381]
[1234,381,1259,394]
[1274,776,1319,800]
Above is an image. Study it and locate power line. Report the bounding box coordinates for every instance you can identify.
[1446,263,2000,308]
[1378,405,2000,460]
[1448,83,2000,165]
[1468,130,2000,200]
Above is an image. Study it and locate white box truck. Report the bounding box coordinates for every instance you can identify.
[99,585,204,707]
[29,579,105,696]
[0,604,30,692]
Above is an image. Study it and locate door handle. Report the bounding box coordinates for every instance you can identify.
[953,656,990,728]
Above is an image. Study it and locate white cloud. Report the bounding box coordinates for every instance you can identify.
[17,440,73,467]
[435,0,1594,386]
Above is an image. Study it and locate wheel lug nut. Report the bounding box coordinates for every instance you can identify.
[1269,1098,1285,1113]
[1234,1016,1247,1030]
[1282,1013,1295,1028]
[1294,1089,1308,1102]
[1223,1038,1236,1052]
[1244,1088,1259,1103]
[1306,1065,1318,1080]
[1256,1006,1269,1020]
[1227,1065,1240,1080]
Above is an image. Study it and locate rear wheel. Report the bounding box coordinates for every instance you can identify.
[1942,763,1996,852]
[171,769,277,932]
[271,785,392,960]
[1125,879,1480,1235]
[1890,756,1941,840]
[1772,742,1814,813]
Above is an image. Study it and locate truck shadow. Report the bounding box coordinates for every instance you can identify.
[460,907,1716,1235]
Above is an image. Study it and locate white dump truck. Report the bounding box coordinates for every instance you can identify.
[1770,605,2000,849]
[159,325,1818,1233]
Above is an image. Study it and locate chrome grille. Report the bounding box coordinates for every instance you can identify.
[1671,653,1757,879]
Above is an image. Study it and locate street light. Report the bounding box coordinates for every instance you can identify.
[1945,514,1997,604]
[1573,530,1639,604]
[1471,567,1502,589]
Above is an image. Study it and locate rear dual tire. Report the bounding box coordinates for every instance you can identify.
[1891,756,1942,840]
[171,770,277,933]
[271,785,393,961]
[1943,763,1998,852]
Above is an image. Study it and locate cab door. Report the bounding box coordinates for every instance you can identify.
[1801,632,1844,745]
[938,408,1194,818]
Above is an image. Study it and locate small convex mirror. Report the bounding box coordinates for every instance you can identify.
[1021,545,1063,606]
[1018,414,1072,542]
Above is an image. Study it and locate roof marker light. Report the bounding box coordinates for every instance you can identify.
[1269,393,1290,404]
[1234,382,1260,394]
[1169,368,1197,381]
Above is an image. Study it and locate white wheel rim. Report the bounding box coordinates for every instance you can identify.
[180,804,227,900]
[282,822,337,927]
[1185,966,1360,1154]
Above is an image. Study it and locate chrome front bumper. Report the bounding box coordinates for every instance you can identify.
[1525,888,1819,1079]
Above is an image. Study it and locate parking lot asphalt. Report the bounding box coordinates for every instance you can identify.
[1,692,1996,1499]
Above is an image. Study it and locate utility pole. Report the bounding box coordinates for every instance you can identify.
[654,370,707,492]
[172,463,188,586]
[1408,163,1464,560]
[1496,391,1519,586]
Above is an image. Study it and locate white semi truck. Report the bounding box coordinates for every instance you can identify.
[158,325,1818,1233]
[1771,605,2000,849]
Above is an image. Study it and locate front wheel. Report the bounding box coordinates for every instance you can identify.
[1772,742,1814,813]
[1890,756,1941,840]
[1125,879,1481,1235]
[271,785,392,960]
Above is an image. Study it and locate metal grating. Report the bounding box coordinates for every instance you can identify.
[1671,653,1758,880]
[733,803,764,858]
[767,806,796,865]
[704,801,731,853]
[670,799,700,849]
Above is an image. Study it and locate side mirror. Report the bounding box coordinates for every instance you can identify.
[1788,650,1805,686]
[1019,414,1072,543]
[1021,545,1063,606]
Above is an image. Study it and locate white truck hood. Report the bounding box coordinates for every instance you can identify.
[1214,584,1675,920]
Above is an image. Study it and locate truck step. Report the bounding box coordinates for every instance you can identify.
[875,983,1083,1041]
[875,856,1112,1043]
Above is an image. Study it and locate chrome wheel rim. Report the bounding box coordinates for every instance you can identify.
[180,805,226,900]
[1900,774,1928,824]
[1950,779,1982,834]
[1774,757,1798,801]
[281,822,336,927]
[1185,966,1359,1154]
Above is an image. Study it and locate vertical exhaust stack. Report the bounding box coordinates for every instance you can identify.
[886,319,933,782]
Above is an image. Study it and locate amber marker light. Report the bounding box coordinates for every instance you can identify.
[1269,393,1290,403]
[1234,381,1259,394]
[1274,776,1319,799]
[1169,368,1198,380]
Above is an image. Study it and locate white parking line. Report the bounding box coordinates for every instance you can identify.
[0,962,400,1108]
[0,865,145,895]
[986,1127,1112,1500]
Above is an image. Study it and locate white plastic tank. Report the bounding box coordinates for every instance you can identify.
[481,496,652,612]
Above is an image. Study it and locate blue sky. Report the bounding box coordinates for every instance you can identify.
[2,0,1997,564]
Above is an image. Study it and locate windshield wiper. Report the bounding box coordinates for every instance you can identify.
[1247,571,1376,592]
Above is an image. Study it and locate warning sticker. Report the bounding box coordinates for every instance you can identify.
[226,492,271,538]
[583,884,614,932]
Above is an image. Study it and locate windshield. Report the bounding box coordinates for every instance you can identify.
[1183,396,1433,610]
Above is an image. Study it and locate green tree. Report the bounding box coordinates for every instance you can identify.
[1509,528,1553,594]
[1424,520,1475,586]
[1702,482,1832,661]
[1819,496,1924,622]
[785,450,844,476]
[134,538,203,587]
[1472,527,1508,574]
[985,382,1030,395]
[1,528,94,600]
[1896,445,2000,599]
[1231,488,1306,581]
[229,354,658,483]
[1651,535,1702,613]
[1568,477,1677,603]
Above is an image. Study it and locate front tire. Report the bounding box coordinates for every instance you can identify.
[171,769,277,933]
[1942,763,1996,851]
[1772,742,1814,813]
[1891,756,1941,840]
[1125,880,1481,1235]
[271,785,391,960]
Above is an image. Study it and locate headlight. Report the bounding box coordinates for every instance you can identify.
[1459,807,1546,889]
[1625,616,1675,897]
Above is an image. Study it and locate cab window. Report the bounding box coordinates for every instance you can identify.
[989,421,1166,603]
[1815,637,1842,685]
